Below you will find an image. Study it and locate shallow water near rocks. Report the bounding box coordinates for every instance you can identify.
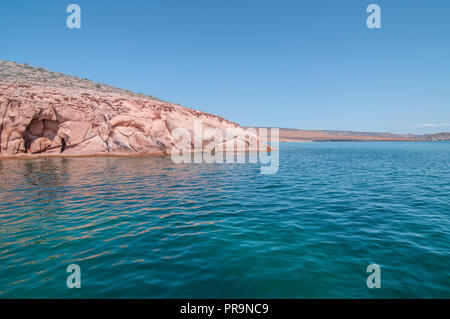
[0,142,449,298]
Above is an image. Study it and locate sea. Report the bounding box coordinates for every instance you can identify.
[0,142,449,298]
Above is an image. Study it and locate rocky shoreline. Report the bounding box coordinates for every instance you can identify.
[0,61,267,158]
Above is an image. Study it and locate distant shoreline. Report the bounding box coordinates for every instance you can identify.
[246,127,450,142]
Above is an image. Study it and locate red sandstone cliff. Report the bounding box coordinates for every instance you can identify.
[0,61,264,157]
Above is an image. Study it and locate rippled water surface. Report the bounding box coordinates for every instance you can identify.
[0,142,449,298]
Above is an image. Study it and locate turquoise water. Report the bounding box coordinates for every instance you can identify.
[0,142,449,298]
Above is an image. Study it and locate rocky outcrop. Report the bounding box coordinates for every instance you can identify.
[0,61,267,157]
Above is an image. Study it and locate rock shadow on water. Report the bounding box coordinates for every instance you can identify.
[21,158,69,205]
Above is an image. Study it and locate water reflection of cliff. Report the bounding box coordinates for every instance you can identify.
[0,154,259,297]
[0,157,250,266]
[0,156,254,221]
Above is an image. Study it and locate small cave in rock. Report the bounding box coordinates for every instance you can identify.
[61,138,66,153]
[23,119,60,153]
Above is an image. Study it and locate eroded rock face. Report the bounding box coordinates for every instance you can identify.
[0,61,266,157]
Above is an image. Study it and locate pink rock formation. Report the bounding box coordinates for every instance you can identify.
[0,61,266,157]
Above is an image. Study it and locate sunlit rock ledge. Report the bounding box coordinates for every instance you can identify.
[0,61,270,158]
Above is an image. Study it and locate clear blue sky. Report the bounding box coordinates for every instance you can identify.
[0,0,449,134]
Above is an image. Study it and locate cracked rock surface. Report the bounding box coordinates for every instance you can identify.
[0,61,266,157]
